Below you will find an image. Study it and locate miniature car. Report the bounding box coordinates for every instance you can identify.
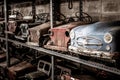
[69,21,120,62]
[44,21,89,51]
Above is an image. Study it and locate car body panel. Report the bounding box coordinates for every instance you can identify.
[27,21,62,46]
[8,61,36,80]
[69,21,120,59]
[8,21,17,33]
[44,21,89,51]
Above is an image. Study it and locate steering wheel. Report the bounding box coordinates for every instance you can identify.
[75,12,92,23]
[55,12,66,21]
[10,10,23,20]
[35,13,49,23]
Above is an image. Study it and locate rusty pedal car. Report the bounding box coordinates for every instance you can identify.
[8,61,36,80]
[27,22,51,46]
[55,65,71,80]
[25,60,76,80]
[44,21,89,51]
[25,60,51,80]
[8,20,17,34]
[0,57,20,80]
[14,23,29,42]
[27,21,63,46]
[69,21,120,66]
[14,13,49,42]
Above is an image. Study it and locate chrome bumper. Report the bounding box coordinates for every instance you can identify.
[68,46,114,59]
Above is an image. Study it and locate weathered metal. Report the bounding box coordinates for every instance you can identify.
[8,21,17,33]
[55,65,71,80]
[25,60,73,80]
[25,71,48,80]
[8,61,36,80]
[9,11,23,20]
[0,53,6,62]
[69,21,120,60]
[37,60,51,76]
[27,22,50,46]
[27,21,62,46]
[0,57,20,80]
[25,60,52,80]
[44,21,89,51]
[0,22,4,36]
[0,57,20,68]
[35,13,49,23]
[1,37,120,75]
[60,74,80,80]
[14,23,29,41]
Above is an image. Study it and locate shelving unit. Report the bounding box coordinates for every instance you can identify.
[4,0,9,67]
[0,37,120,76]
[1,0,120,80]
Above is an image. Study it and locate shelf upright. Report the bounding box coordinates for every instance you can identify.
[4,0,10,67]
[50,0,55,80]
[32,0,36,21]
[50,0,53,29]
[51,55,54,80]
[79,0,83,21]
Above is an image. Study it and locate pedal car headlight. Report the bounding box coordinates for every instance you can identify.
[104,33,113,43]
[70,30,75,39]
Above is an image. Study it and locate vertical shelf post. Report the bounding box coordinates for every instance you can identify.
[53,0,60,22]
[4,0,10,67]
[50,0,54,78]
[32,0,36,21]
[51,56,54,80]
[50,0,53,29]
[79,0,83,21]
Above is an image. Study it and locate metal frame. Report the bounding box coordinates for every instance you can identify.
[0,37,120,76]
[4,0,10,67]
[32,0,36,21]
[50,0,53,29]
[79,0,83,21]
[1,0,120,80]
[51,56,54,80]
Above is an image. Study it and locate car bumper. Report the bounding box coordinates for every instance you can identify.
[68,46,115,59]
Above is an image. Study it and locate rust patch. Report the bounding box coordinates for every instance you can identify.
[8,61,36,80]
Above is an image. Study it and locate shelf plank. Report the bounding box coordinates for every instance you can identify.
[0,37,120,75]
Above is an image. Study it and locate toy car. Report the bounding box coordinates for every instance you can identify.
[69,21,120,64]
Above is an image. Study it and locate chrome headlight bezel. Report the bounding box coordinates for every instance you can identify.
[70,30,75,39]
[104,33,113,43]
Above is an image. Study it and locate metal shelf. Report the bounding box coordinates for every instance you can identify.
[2,0,120,80]
[0,37,120,76]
